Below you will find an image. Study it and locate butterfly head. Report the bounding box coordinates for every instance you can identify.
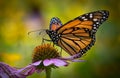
[49,17,62,31]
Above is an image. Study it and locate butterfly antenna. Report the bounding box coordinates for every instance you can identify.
[38,29,46,35]
[28,29,46,35]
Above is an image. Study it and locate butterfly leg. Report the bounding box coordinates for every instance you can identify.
[42,38,52,44]
[60,48,62,56]
[53,43,55,47]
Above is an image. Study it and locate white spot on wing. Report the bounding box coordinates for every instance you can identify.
[89,14,93,18]
[96,22,99,24]
[103,16,106,19]
[84,18,88,21]
[101,19,104,22]
[93,26,97,29]
[81,16,85,19]
[93,19,98,21]
[93,24,96,26]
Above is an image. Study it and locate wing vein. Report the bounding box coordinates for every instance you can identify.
[61,22,81,33]
[62,36,82,50]
[61,38,78,54]
[59,39,71,54]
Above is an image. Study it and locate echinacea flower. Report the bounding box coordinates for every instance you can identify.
[0,44,84,78]
[29,44,84,78]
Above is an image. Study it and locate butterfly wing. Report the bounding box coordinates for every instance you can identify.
[56,10,109,56]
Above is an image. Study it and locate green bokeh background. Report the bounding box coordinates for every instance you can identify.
[0,0,120,78]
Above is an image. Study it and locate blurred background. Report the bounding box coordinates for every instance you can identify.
[0,0,120,78]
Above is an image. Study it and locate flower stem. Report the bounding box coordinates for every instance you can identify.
[45,67,52,78]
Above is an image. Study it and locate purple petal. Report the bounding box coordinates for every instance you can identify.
[43,59,53,66]
[52,59,69,66]
[59,56,85,62]
[32,61,42,66]
[43,59,69,66]
[71,59,85,62]
[0,63,16,78]
[16,61,42,76]
[36,69,44,73]
[16,64,36,76]
[0,62,26,78]
[0,71,10,78]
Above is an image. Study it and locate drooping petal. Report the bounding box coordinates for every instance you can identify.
[16,65,36,76]
[0,62,26,78]
[71,59,85,62]
[59,56,85,62]
[16,62,40,76]
[36,69,44,73]
[43,59,69,66]
[16,60,42,76]
[52,59,69,66]
[32,61,42,66]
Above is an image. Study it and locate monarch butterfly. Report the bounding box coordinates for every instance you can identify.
[45,10,109,58]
